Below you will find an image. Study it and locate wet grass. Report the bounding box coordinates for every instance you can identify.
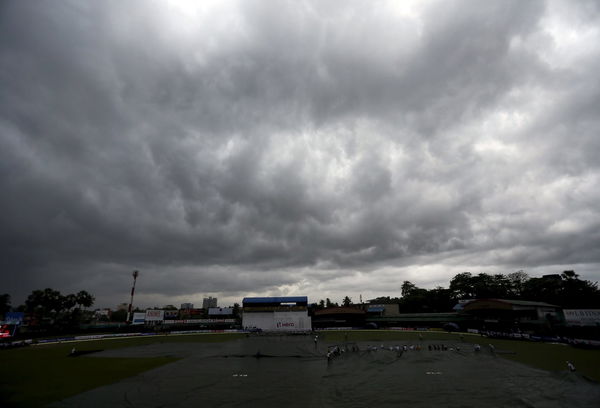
[323,330,600,382]
[0,333,243,407]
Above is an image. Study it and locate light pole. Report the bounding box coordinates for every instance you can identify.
[127,270,139,324]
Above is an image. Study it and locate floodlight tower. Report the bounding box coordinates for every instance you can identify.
[127,270,139,324]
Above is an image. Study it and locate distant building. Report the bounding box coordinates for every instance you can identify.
[367,312,466,329]
[203,297,217,309]
[116,303,128,311]
[180,303,194,310]
[95,309,111,318]
[461,299,562,331]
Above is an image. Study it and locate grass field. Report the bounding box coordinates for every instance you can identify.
[0,333,243,408]
[1,330,599,407]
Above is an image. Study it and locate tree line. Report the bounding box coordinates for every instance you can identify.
[0,288,95,329]
[330,270,600,312]
[3,270,600,325]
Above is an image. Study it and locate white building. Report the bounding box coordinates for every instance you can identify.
[242,296,311,332]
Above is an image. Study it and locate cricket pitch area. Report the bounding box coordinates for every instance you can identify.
[49,334,600,408]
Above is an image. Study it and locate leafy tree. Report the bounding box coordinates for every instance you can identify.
[521,275,562,305]
[163,305,177,310]
[507,270,529,297]
[232,303,240,317]
[318,299,325,309]
[398,285,431,312]
[449,272,514,300]
[325,298,333,308]
[25,288,65,318]
[556,271,599,307]
[23,288,95,328]
[449,272,475,299]
[401,281,417,298]
[369,296,401,304]
[427,287,453,312]
[471,273,512,299]
[75,291,94,308]
[504,270,600,308]
[64,294,77,310]
[342,296,352,307]
[398,283,454,313]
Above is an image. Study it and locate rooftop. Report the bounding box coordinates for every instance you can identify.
[242,296,308,305]
[471,299,558,307]
[462,299,560,311]
[314,307,365,316]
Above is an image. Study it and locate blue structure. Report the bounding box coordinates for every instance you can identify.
[242,297,308,306]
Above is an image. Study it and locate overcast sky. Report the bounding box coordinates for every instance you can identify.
[2,0,600,309]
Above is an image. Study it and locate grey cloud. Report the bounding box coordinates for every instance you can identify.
[1,0,599,307]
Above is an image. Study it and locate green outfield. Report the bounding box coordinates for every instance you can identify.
[0,333,243,408]
[1,331,599,407]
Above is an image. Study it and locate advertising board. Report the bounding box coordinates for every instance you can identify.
[242,311,311,332]
[164,310,179,320]
[132,312,146,325]
[5,312,24,324]
[563,309,600,326]
[162,319,235,324]
[145,309,165,322]
[208,307,233,316]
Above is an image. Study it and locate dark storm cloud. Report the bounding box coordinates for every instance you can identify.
[1,0,599,307]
